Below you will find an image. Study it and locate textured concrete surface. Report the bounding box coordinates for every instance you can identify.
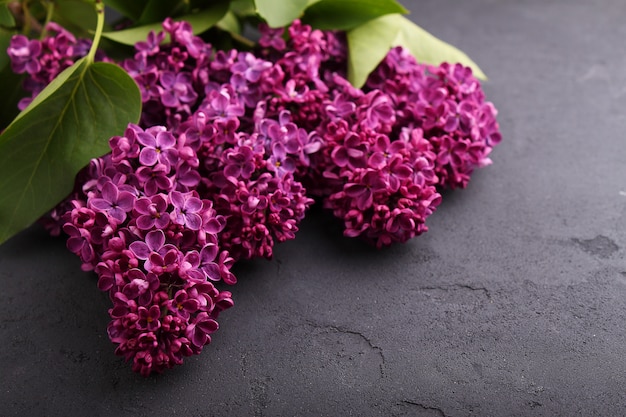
[2,0,626,416]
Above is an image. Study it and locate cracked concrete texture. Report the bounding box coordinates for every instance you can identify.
[3,0,626,416]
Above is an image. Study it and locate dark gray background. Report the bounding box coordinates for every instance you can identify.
[2,0,626,416]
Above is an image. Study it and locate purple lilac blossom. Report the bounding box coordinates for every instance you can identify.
[50,124,235,376]
[29,17,503,375]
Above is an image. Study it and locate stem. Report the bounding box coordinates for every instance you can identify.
[22,0,31,34]
[228,31,255,48]
[40,0,54,39]
[86,0,104,63]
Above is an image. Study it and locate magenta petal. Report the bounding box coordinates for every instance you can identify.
[185,213,202,230]
[282,158,296,172]
[89,198,111,211]
[272,142,286,159]
[347,148,364,159]
[160,71,175,88]
[188,323,207,347]
[393,164,412,178]
[144,179,158,196]
[399,216,415,230]
[172,212,186,225]
[156,131,176,148]
[185,197,203,212]
[331,147,348,167]
[97,275,114,291]
[345,184,366,198]
[368,152,386,169]
[202,263,221,281]
[66,236,84,253]
[129,241,151,259]
[155,216,170,229]
[109,207,127,223]
[155,175,173,190]
[177,170,200,187]
[117,191,136,211]
[145,230,165,251]
[198,318,218,333]
[200,244,218,263]
[356,191,373,211]
[182,299,199,311]
[185,251,201,267]
[134,197,152,214]
[223,165,241,179]
[169,191,184,209]
[241,163,255,179]
[140,148,158,166]
[161,91,178,107]
[204,218,224,234]
[136,131,156,147]
[136,215,155,230]
[100,182,118,202]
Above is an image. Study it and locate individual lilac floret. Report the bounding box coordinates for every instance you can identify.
[7,35,42,74]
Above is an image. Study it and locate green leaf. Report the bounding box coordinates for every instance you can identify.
[217,10,241,34]
[0,26,13,72]
[302,0,407,31]
[52,0,98,34]
[137,0,186,25]
[0,29,25,129]
[346,14,401,88]
[0,65,26,131]
[347,14,487,88]
[0,59,141,244]
[230,0,256,17]
[0,3,15,27]
[255,0,308,28]
[103,0,149,21]
[102,0,229,45]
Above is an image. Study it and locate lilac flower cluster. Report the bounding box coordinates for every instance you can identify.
[252,29,500,242]
[119,18,316,259]
[366,47,502,189]
[9,18,501,375]
[7,22,105,110]
[251,26,439,245]
[57,124,236,376]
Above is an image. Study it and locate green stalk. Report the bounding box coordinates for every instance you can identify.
[86,0,104,63]
[22,0,31,34]
[40,0,54,39]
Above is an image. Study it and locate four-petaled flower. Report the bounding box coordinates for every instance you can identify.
[89,182,135,224]
[170,191,203,230]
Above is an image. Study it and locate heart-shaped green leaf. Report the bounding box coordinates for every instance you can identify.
[102,0,229,45]
[255,0,308,28]
[348,14,487,88]
[302,0,407,31]
[0,59,141,244]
